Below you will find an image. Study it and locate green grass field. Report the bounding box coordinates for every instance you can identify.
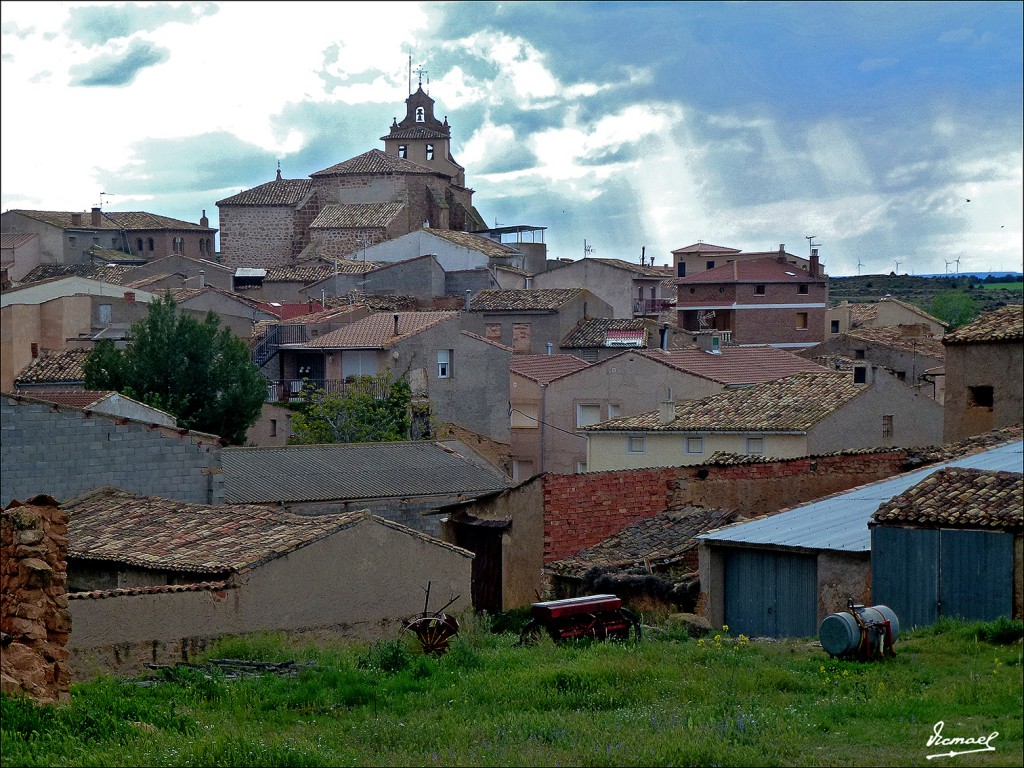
[2,616,1021,767]
[979,282,1024,291]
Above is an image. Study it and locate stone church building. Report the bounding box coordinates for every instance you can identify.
[217,87,486,268]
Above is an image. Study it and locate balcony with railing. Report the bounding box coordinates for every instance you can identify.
[632,298,674,316]
[265,376,392,404]
[252,324,309,369]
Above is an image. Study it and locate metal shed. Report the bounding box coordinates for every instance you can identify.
[697,440,1023,637]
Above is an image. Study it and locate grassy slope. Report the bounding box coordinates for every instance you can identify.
[828,275,1023,315]
[2,618,1022,767]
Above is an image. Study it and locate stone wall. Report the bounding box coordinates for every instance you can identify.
[1,496,71,703]
[0,394,223,507]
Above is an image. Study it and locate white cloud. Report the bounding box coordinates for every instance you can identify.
[806,121,874,194]
[459,121,517,169]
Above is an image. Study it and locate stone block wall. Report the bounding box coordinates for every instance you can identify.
[219,206,299,268]
[0,395,223,507]
[1,496,71,703]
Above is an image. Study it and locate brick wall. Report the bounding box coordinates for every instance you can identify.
[543,450,911,562]
[1,496,71,703]
[0,395,223,507]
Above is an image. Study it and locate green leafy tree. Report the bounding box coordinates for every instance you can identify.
[291,374,411,444]
[82,294,267,444]
[928,289,980,330]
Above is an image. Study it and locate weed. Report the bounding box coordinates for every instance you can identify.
[356,639,412,673]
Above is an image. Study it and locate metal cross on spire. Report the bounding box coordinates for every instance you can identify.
[415,64,428,88]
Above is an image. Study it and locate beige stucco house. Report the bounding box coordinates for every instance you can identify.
[531,257,674,320]
[826,296,947,338]
[584,367,944,472]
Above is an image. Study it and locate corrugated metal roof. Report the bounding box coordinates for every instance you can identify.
[698,440,1023,552]
[222,440,511,504]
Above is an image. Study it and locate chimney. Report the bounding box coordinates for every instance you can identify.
[198,270,206,289]
[660,322,669,351]
[91,207,102,226]
[546,342,553,355]
[695,332,721,355]
[777,243,786,264]
[393,312,400,336]
[124,291,136,303]
[810,247,819,278]
[71,212,82,226]
[640,245,646,265]
[200,209,209,228]
[658,401,676,426]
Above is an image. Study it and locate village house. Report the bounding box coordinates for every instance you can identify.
[583,368,943,472]
[697,437,1022,637]
[120,253,235,293]
[558,317,689,363]
[511,340,828,476]
[1,231,41,285]
[217,85,485,268]
[531,257,675,320]
[825,295,947,338]
[671,241,812,280]
[21,390,176,427]
[675,247,827,348]
[55,487,473,679]
[466,288,613,355]
[942,304,1024,443]
[0,208,216,266]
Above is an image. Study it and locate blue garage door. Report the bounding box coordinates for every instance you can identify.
[724,548,818,638]
[871,526,939,628]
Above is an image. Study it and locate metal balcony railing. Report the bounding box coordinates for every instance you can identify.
[632,298,674,316]
[265,377,392,403]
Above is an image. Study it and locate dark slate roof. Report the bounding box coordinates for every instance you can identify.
[943,305,1023,345]
[310,202,405,229]
[18,263,138,286]
[9,210,211,231]
[64,487,369,574]
[561,318,652,348]
[311,149,440,178]
[14,349,89,385]
[222,441,511,504]
[546,507,740,577]
[216,179,314,206]
[510,354,590,384]
[470,288,584,312]
[871,467,1023,532]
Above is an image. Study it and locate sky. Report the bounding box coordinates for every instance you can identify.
[2,1,1022,277]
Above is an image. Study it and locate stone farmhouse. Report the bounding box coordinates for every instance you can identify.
[0,208,216,266]
[510,341,828,476]
[675,248,827,348]
[942,304,1024,443]
[217,86,485,268]
[583,368,943,472]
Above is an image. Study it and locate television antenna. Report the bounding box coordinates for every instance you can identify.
[96,191,114,208]
[856,257,865,276]
[584,239,595,258]
[805,235,820,256]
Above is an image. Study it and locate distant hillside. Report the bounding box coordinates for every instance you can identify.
[828,274,1023,315]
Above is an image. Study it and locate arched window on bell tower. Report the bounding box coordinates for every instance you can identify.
[415,106,425,122]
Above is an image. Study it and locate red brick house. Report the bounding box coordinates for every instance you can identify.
[675,247,827,348]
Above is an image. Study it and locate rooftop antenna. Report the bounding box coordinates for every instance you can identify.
[97,192,114,208]
[856,257,865,276]
[805,234,820,256]
[408,54,412,96]
[584,239,595,258]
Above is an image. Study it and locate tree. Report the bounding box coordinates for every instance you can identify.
[290,374,411,444]
[928,289,980,330]
[82,294,267,444]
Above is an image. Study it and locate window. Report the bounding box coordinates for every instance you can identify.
[745,437,764,455]
[398,144,408,158]
[511,403,538,428]
[969,385,994,408]
[173,237,184,254]
[426,143,434,160]
[796,312,808,330]
[608,404,620,419]
[415,106,425,122]
[854,349,866,360]
[136,238,144,252]
[437,349,452,378]
[754,285,766,295]
[830,320,840,334]
[853,366,867,384]
[882,415,894,439]
[270,419,278,437]
[111,237,119,248]
[706,260,715,270]
[686,437,704,454]
[576,461,588,473]
[93,237,100,246]
[677,262,686,278]
[576,403,601,428]
[99,304,112,324]
[798,284,809,295]
[627,434,646,454]
[147,238,154,251]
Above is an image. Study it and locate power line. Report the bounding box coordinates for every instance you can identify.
[508,407,588,440]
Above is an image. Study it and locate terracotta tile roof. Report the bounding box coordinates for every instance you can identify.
[470,288,584,312]
[87,245,142,263]
[222,441,510,504]
[126,273,174,289]
[848,302,878,325]
[171,284,268,312]
[425,228,521,259]
[14,349,89,385]
[634,346,829,386]
[311,149,438,177]
[310,202,405,229]
[216,179,313,206]
[671,242,742,255]
[588,258,673,277]
[1,232,37,249]
[380,126,451,141]
[461,330,512,352]
[68,580,232,600]
[494,265,532,277]
[510,354,590,383]
[18,263,138,285]
[274,304,366,326]
[677,256,826,284]
[63,487,366,574]
[846,326,946,358]
[27,390,116,409]
[9,210,211,231]
[265,264,333,283]
[561,318,652,348]
[286,310,457,349]
[546,507,740,577]
[586,370,864,432]
[943,305,1023,344]
[871,467,1023,532]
